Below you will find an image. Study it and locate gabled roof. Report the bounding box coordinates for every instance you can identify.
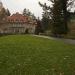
[7,12,29,23]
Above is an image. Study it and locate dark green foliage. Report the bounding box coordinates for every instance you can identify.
[23,8,31,16]
[0,8,6,21]
[35,20,43,35]
[41,16,50,31]
[51,0,68,36]
[0,8,11,22]
[70,12,75,20]
[39,2,51,32]
[6,9,11,16]
[23,8,27,16]
[39,0,75,37]
[23,8,36,20]
[23,8,32,16]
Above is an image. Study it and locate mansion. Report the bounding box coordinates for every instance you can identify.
[0,1,37,34]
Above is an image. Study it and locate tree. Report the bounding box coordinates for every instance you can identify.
[39,0,75,37]
[23,8,36,23]
[31,14,36,20]
[41,3,51,31]
[23,8,32,16]
[0,8,6,22]
[50,0,67,36]
[23,8,27,16]
[35,19,42,35]
[6,9,11,16]
[41,16,50,31]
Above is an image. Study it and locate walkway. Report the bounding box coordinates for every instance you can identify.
[33,35,75,45]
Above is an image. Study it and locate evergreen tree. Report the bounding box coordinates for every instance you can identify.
[23,8,32,16]
[39,0,75,37]
[23,8,27,16]
[39,3,51,32]
[23,8,36,22]
[31,14,36,20]
[51,0,70,36]
[0,8,6,22]
[41,16,50,31]
[35,19,42,35]
[6,9,11,16]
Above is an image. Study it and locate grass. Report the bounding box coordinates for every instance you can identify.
[0,35,75,75]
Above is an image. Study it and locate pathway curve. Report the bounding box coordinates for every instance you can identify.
[33,35,75,45]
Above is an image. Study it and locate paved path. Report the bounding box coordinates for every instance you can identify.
[33,35,75,45]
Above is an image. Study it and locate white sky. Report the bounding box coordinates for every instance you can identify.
[1,0,49,19]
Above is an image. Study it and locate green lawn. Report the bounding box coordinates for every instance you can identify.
[0,35,75,75]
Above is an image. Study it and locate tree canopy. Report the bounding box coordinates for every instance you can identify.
[39,0,75,36]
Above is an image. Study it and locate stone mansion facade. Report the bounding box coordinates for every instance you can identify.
[0,13,37,34]
[0,1,37,34]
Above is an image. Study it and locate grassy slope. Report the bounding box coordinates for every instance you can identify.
[0,35,75,75]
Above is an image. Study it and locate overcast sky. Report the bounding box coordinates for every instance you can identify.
[1,0,49,18]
